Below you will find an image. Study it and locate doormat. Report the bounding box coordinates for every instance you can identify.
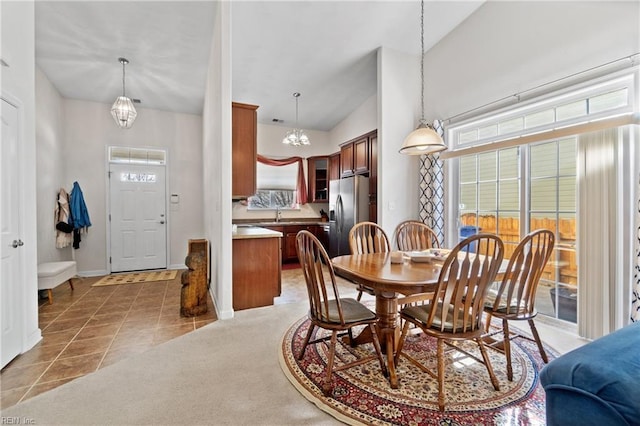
[92,270,178,287]
[280,314,557,425]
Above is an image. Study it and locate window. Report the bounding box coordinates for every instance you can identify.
[249,162,299,210]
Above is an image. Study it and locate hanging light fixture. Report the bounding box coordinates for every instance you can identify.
[110,57,137,129]
[399,0,446,155]
[282,92,310,146]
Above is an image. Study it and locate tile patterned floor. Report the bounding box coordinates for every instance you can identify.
[0,271,216,410]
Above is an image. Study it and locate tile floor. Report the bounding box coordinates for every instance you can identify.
[0,271,216,410]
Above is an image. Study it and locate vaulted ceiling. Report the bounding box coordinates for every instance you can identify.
[35,1,483,132]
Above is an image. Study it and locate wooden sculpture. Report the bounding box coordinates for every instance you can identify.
[180,253,208,317]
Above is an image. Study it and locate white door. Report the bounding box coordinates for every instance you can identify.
[1,98,24,368]
[109,163,167,272]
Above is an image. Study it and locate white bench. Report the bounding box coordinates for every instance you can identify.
[37,261,77,304]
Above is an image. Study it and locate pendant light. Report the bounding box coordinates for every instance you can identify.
[110,57,137,129]
[282,92,310,146]
[399,0,446,155]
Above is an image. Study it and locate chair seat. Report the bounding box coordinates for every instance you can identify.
[484,291,532,316]
[323,298,376,324]
[402,303,474,333]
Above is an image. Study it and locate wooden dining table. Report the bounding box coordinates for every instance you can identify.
[332,250,508,389]
[332,251,444,389]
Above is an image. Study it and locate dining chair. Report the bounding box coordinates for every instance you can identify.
[348,221,391,301]
[393,220,440,251]
[394,233,505,411]
[483,229,555,381]
[296,230,387,396]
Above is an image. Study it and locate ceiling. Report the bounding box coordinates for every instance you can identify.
[35,1,483,132]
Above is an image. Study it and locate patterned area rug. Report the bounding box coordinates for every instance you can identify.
[92,270,178,287]
[279,315,556,425]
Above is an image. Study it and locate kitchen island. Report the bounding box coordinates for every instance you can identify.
[232,226,283,310]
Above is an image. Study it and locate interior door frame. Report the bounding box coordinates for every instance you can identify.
[105,146,171,274]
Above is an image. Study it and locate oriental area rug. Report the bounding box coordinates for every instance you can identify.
[279,315,556,426]
[92,270,178,287]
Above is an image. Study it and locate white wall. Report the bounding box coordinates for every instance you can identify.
[203,1,233,319]
[1,0,41,352]
[329,93,377,151]
[424,1,640,122]
[61,98,204,275]
[377,47,421,236]
[35,67,70,263]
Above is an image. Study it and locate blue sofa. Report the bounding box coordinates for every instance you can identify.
[540,321,640,426]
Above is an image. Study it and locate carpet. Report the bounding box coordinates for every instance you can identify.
[280,315,557,426]
[92,269,178,287]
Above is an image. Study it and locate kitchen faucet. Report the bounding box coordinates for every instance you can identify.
[275,206,282,223]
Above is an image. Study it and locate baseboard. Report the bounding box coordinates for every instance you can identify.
[24,328,43,354]
[169,263,186,270]
[78,269,109,277]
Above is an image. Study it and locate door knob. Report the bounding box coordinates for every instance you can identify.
[18,240,24,246]
[12,239,23,248]
[159,221,165,224]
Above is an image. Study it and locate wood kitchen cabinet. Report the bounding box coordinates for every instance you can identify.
[339,130,375,178]
[263,224,327,262]
[232,102,258,198]
[307,156,329,203]
[329,152,340,181]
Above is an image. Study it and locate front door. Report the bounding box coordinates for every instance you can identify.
[109,163,167,272]
[1,98,24,368]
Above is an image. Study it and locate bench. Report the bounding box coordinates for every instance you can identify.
[37,261,77,304]
[540,321,640,425]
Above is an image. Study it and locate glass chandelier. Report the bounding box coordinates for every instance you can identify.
[110,57,137,129]
[282,92,310,146]
[399,0,446,155]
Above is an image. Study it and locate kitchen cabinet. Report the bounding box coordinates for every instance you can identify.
[340,143,354,177]
[232,102,258,198]
[368,132,378,223]
[232,228,281,310]
[307,156,329,203]
[339,131,375,178]
[262,223,328,262]
[329,152,340,181]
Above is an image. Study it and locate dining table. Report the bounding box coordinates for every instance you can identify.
[332,250,508,389]
[332,251,444,389]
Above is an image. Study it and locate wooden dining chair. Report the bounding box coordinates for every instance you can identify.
[348,221,391,301]
[393,220,440,251]
[483,229,555,381]
[296,230,387,396]
[394,233,505,411]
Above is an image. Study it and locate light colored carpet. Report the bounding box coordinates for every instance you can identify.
[92,270,178,287]
[1,301,341,425]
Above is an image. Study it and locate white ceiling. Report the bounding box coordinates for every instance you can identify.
[35,1,483,132]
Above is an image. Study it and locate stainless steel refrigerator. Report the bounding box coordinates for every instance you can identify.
[328,175,369,258]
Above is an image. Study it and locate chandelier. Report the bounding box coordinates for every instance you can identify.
[399,0,446,155]
[110,57,137,129]
[282,92,310,146]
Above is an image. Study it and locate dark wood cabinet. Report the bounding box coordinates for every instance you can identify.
[232,102,258,198]
[340,143,354,177]
[232,235,281,310]
[307,156,329,203]
[263,224,327,262]
[368,132,378,223]
[354,137,369,174]
[329,152,340,181]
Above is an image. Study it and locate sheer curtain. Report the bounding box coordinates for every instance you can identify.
[633,165,640,322]
[577,127,635,338]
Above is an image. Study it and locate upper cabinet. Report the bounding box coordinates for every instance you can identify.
[328,152,341,182]
[232,102,258,198]
[339,130,376,178]
[307,156,329,203]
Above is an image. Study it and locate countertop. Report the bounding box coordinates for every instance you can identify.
[232,226,283,240]
[233,220,329,227]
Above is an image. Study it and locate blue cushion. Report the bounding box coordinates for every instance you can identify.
[540,321,640,426]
